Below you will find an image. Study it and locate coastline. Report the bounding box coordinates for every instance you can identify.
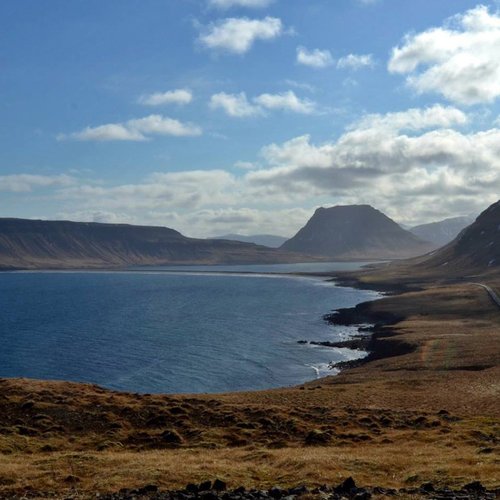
[0,265,499,497]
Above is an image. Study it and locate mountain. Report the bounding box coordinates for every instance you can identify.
[213,233,288,248]
[411,200,500,276]
[281,205,432,260]
[410,216,474,247]
[0,218,308,270]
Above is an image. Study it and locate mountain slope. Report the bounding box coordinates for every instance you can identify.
[410,216,474,247]
[0,218,307,270]
[413,201,500,275]
[213,234,288,248]
[281,205,432,259]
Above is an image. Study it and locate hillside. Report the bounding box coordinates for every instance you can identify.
[410,216,474,247]
[0,218,307,270]
[412,200,500,276]
[281,205,432,259]
[213,233,288,248]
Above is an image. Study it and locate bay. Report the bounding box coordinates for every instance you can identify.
[0,264,379,393]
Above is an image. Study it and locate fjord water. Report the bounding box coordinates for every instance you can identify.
[0,265,378,393]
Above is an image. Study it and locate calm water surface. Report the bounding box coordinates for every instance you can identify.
[0,264,379,393]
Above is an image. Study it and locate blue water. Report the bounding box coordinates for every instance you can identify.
[0,267,378,394]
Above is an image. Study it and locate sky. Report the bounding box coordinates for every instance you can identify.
[1,0,500,238]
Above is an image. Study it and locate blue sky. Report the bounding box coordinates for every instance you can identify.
[1,0,500,237]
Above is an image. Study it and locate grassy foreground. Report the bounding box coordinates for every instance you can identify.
[0,278,499,497]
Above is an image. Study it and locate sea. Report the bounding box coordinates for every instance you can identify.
[0,262,379,394]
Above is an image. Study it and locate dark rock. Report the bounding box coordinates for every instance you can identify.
[234,486,246,495]
[200,492,218,500]
[463,481,486,493]
[269,487,283,499]
[137,484,158,494]
[199,480,212,492]
[354,491,371,500]
[185,483,199,494]
[213,479,227,492]
[288,486,308,496]
[334,477,357,495]
[420,482,435,493]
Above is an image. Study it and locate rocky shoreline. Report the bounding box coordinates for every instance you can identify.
[8,477,497,500]
[297,274,411,372]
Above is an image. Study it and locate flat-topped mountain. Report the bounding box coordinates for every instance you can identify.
[413,200,500,275]
[0,218,307,270]
[410,216,474,247]
[213,234,288,248]
[281,205,432,260]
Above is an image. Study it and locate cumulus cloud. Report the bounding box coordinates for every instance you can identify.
[296,48,373,70]
[389,5,500,105]
[337,53,374,69]
[209,0,274,9]
[210,92,263,117]
[296,46,334,68]
[60,115,202,141]
[17,104,499,234]
[210,90,316,117]
[254,91,316,114]
[198,16,283,54]
[351,104,468,131]
[0,174,75,192]
[245,105,499,224]
[138,89,193,106]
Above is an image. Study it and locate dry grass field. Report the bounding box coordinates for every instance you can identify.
[0,278,499,498]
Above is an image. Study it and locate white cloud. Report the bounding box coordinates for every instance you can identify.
[60,115,202,141]
[351,104,468,132]
[0,174,75,192]
[209,0,274,9]
[296,46,334,68]
[210,90,316,117]
[389,5,500,105]
[210,92,263,117]
[138,89,193,106]
[245,106,500,225]
[198,16,283,54]
[18,106,500,235]
[254,91,316,114]
[337,53,374,69]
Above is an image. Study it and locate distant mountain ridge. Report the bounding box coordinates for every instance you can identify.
[0,218,308,270]
[412,200,500,275]
[213,234,288,248]
[281,205,432,259]
[410,216,474,247]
